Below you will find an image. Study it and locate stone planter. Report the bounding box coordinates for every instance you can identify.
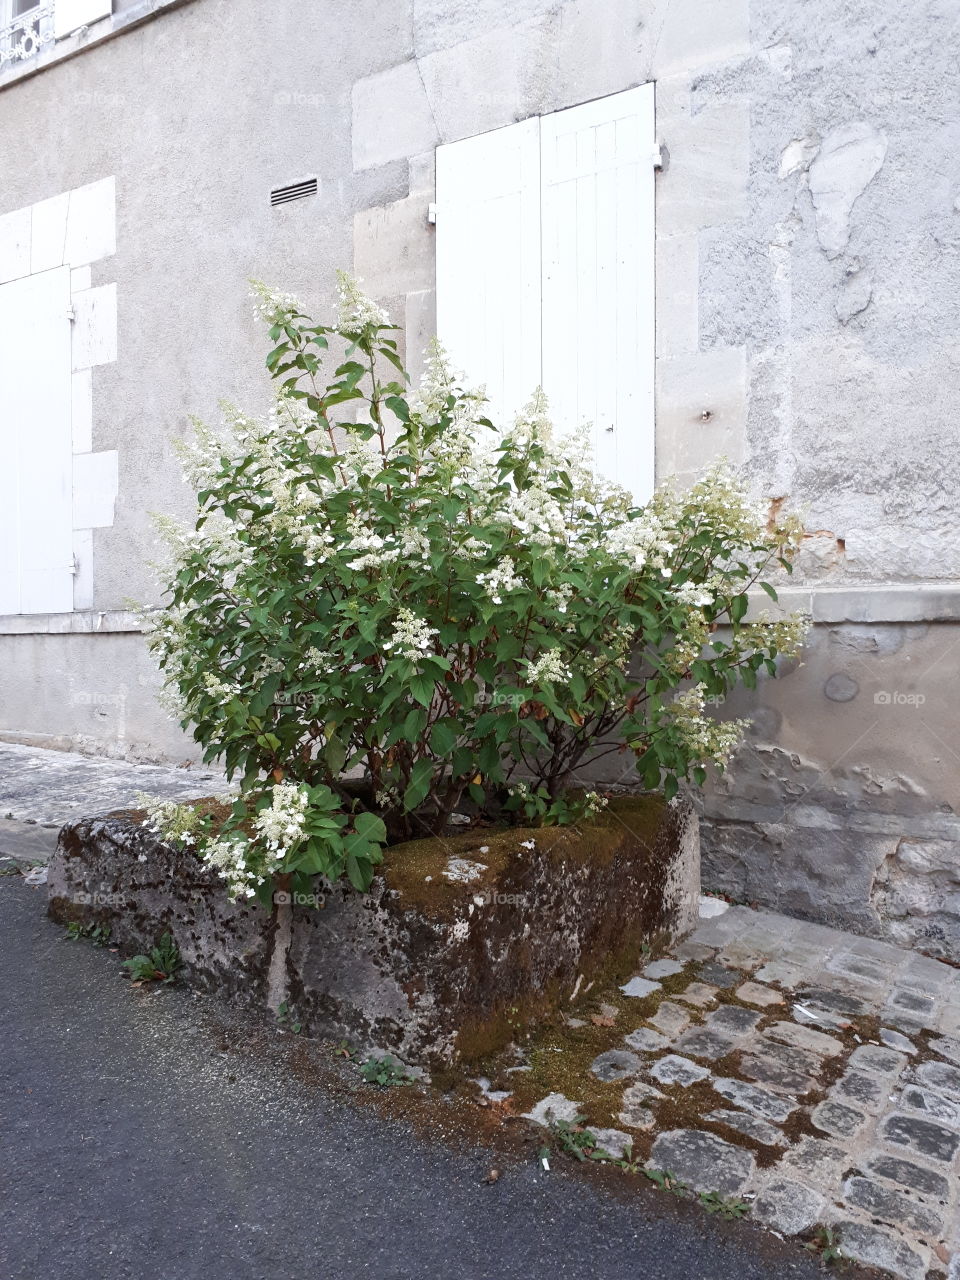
[47,794,699,1068]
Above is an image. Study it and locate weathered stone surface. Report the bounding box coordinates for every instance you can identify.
[735,982,783,1007]
[648,1129,755,1195]
[671,941,715,963]
[739,1044,819,1096]
[618,1104,656,1131]
[649,1055,710,1087]
[779,1137,847,1186]
[916,1059,960,1097]
[810,1099,868,1139]
[525,1093,581,1126]
[47,797,700,1068]
[797,986,873,1018]
[620,977,661,999]
[642,958,684,979]
[590,1127,634,1160]
[711,1077,795,1123]
[832,1070,888,1113]
[754,960,805,988]
[884,988,939,1030]
[697,962,741,988]
[706,1110,786,1147]
[865,1153,950,1201]
[929,1036,960,1066]
[590,1050,643,1082]
[901,1084,960,1129]
[618,1081,664,1130]
[676,981,718,1007]
[672,1027,738,1062]
[881,1112,960,1163]
[842,1176,945,1237]
[705,1005,762,1036]
[624,1027,670,1054]
[753,1178,824,1235]
[764,1020,843,1057]
[648,1001,690,1038]
[879,1028,917,1055]
[834,1220,928,1280]
[807,122,888,258]
[849,1044,911,1075]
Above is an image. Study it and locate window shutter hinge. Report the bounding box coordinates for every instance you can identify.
[66,304,76,322]
[651,142,664,170]
[69,554,79,576]
[427,202,438,225]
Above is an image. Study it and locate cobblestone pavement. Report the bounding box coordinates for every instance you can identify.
[516,904,960,1280]
[3,743,957,1274]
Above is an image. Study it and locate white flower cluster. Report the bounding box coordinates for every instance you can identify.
[526,650,572,687]
[250,279,302,327]
[253,782,310,857]
[606,511,676,574]
[203,834,260,901]
[476,557,522,604]
[336,270,390,330]
[666,684,748,768]
[383,608,438,660]
[136,794,204,848]
[674,582,715,608]
[581,791,608,818]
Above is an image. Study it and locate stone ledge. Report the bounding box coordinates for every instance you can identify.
[46,794,699,1067]
[746,583,960,624]
[0,609,141,635]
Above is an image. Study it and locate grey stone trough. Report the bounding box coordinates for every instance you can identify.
[47,795,699,1068]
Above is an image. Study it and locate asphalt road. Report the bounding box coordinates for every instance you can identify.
[1,878,827,1280]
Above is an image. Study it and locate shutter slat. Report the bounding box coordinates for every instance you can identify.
[0,267,74,614]
[435,118,541,429]
[541,84,656,503]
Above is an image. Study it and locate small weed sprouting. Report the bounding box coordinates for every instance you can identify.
[334,1040,357,1060]
[65,921,112,947]
[121,932,181,984]
[643,1168,687,1195]
[548,1115,629,1165]
[276,1001,302,1034]
[358,1054,412,1088]
[805,1225,843,1265]
[698,1190,750,1220]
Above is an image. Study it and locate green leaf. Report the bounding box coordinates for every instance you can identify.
[403,759,434,812]
[353,811,387,844]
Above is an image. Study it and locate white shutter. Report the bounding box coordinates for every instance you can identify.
[541,85,656,503]
[54,0,111,38]
[435,118,542,429]
[0,267,74,614]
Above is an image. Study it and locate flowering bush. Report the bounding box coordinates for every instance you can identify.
[146,273,806,902]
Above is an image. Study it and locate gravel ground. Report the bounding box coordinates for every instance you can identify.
[0,876,826,1280]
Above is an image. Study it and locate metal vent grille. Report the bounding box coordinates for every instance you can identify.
[270,177,318,207]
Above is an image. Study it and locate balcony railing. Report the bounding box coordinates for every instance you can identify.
[0,4,55,67]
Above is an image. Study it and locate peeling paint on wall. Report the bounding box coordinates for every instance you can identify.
[807,122,887,259]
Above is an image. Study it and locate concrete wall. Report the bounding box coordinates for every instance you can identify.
[0,0,958,948]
